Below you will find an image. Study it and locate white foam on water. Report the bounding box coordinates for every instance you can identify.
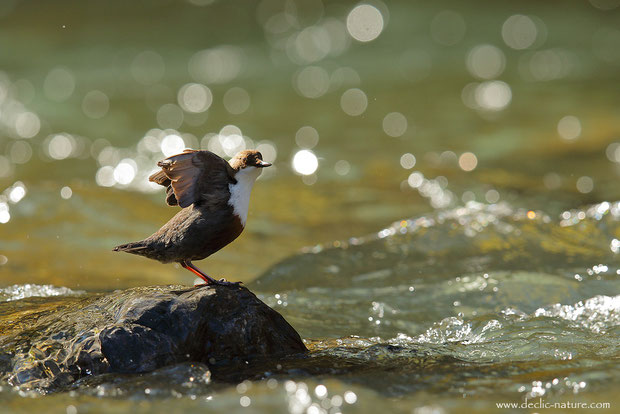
[0,283,84,302]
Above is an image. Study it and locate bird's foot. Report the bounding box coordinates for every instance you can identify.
[215,278,243,286]
[194,278,243,287]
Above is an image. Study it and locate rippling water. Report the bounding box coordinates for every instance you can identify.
[2,0,620,412]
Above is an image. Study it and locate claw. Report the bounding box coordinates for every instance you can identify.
[214,278,243,287]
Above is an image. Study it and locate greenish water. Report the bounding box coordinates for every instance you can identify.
[1,0,620,412]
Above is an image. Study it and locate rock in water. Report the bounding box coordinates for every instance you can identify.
[0,285,307,391]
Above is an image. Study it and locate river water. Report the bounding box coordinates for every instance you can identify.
[1,0,619,412]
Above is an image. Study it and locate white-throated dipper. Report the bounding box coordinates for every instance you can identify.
[113,149,271,285]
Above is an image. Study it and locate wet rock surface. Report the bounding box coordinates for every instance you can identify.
[0,285,307,391]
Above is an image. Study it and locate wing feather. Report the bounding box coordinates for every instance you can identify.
[150,150,234,208]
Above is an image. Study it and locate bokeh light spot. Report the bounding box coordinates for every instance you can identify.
[188,47,242,84]
[15,112,40,138]
[113,159,138,185]
[0,203,9,224]
[576,176,594,194]
[223,87,251,115]
[334,160,351,176]
[47,134,75,160]
[382,112,408,137]
[82,90,110,119]
[157,104,184,129]
[294,66,330,98]
[466,45,506,79]
[95,166,115,187]
[400,153,416,169]
[60,186,73,199]
[256,141,277,163]
[458,152,478,171]
[0,156,12,178]
[485,189,500,203]
[9,141,32,164]
[295,126,319,149]
[502,15,538,50]
[8,182,26,203]
[340,88,368,116]
[178,83,213,113]
[557,116,581,140]
[44,67,75,102]
[292,150,318,175]
[161,134,186,157]
[346,5,384,42]
[475,81,512,111]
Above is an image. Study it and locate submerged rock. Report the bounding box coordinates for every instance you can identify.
[0,285,307,391]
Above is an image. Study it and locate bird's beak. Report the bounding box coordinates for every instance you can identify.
[257,160,272,168]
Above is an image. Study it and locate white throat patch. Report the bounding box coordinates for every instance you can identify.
[228,166,261,225]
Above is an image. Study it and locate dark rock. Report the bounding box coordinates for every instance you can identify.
[0,285,307,391]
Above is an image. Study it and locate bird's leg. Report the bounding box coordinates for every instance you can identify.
[181,261,241,286]
[181,260,218,284]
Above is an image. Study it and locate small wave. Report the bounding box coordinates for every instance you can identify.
[0,284,85,302]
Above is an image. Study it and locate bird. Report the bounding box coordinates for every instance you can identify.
[113,149,271,285]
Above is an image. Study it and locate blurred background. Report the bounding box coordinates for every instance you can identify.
[2,1,620,412]
[0,0,619,290]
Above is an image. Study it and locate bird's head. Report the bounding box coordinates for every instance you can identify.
[229,150,272,171]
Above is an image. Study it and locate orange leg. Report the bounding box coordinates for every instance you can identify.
[181,261,218,285]
[180,261,242,286]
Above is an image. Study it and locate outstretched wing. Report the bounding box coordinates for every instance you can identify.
[148,150,235,208]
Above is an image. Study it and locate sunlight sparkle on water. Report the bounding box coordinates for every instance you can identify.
[400,153,416,169]
[188,46,242,84]
[344,391,357,404]
[485,189,500,203]
[47,134,75,160]
[295,126,319,149]
[557,115,581,140]
[474,81,512,111]
[43,67,75,102]
[502,15,538,50]
[60,186,72,199]
[295,66,330,99]
[466,45,506,79]
[178,83,212,113]
[218,127,247,157]
[14,112,40,138]
[292,150,318,175]
[0,156,11,178]
[8,182,26,203]
[334,160,350,176]
[383,112,408,137]
[239,396,251,407]
[9,140,32,164]
[256,141,277,163]
[113,159,137,185]
[0,203,9,223]
[95,166,115,187]
[458,152,478,171]
[157,104,184,129]
[223,87,250,115]
[82,90,109,119]
[340,88,368,116]
[346,5,384,42]
[161,134,185,157]
[576,176,594,194]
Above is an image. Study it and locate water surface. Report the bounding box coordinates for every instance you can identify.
[1,0,620,412]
